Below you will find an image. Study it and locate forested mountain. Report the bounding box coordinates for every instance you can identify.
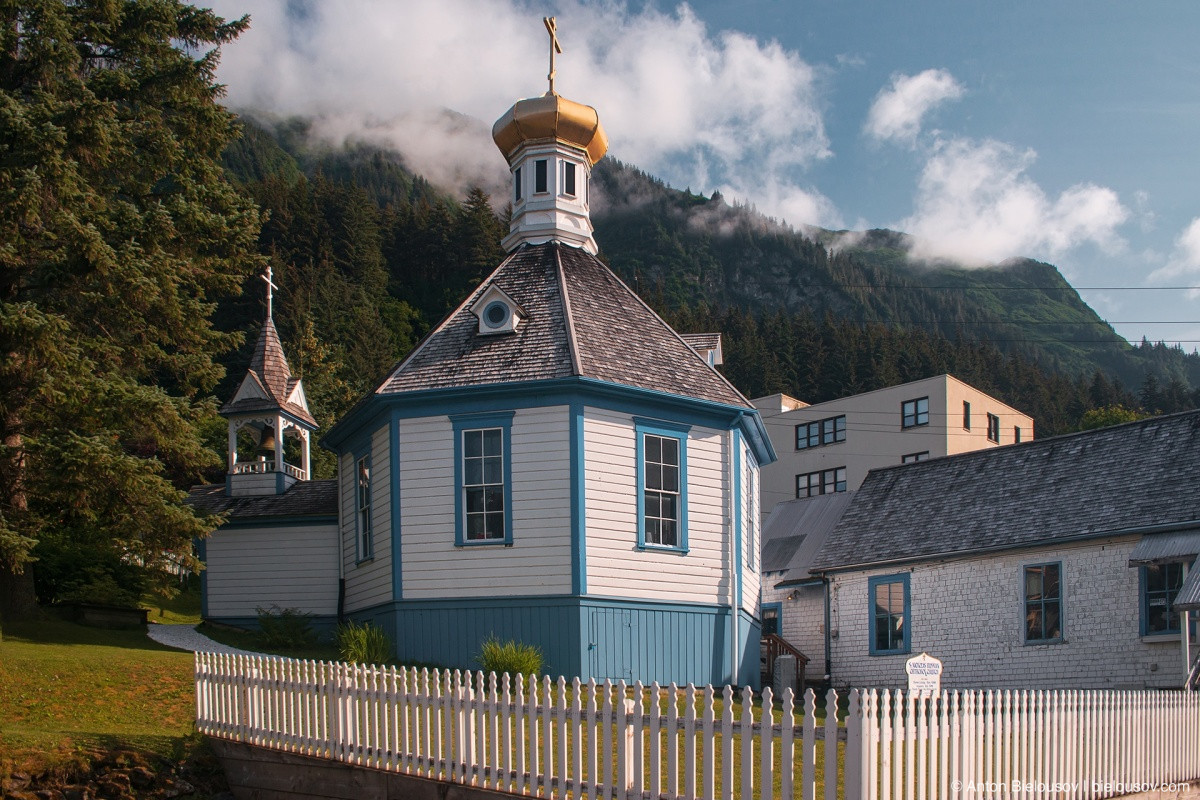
[213,116,1200,477]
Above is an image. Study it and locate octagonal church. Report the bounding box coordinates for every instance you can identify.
[193,65,775,688]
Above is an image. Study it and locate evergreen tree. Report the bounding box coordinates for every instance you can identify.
[0,1,262,618]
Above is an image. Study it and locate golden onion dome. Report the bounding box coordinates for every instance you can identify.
[492,92,609,166]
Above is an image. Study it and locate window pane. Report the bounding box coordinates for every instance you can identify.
[646,435,661,463]
[485,512,505,539]
[485,486,505,513]
[464,430,482,458]
[661,437,679,465]
[1026,603,1042,640]
[483,428,502,456]
[1044,565,1060,599]
[467,514,485,539]
[660,493,677,521]
[646,465,662,491]
[465,460,483,486]
[564,162,576,195]
[483,455,502,485]
[645,518,661,544]
[466,487,484,513]
[662,465,678,492]
[659,520,677,547]
[1026,569,1042,600]
[535,159,547,192]
[1044,605,1061,639]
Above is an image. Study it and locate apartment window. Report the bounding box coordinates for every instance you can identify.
[869,574,910,655]
[636,418,690,551]
[356,455,373,560]
[452,412,514,545]
[987,413,1001,443]
[901,451,929,464]
[795,415,846,450]
[1014,426,1022,444]
[1141,563,1186,635]
[514,167,522,202]
[563,162,576,196]
[963,401,971,430]
[796,467,846,499]
[534,159,548,193]
[1024,563,1062,643]
[901,397,929,429]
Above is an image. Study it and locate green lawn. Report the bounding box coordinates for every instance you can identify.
[0,610,201,780]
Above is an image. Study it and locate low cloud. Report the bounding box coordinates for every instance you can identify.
[899,138,1128,266]
[1149,218,1200,286]
[865,69,964,145]
[209,0,834,222]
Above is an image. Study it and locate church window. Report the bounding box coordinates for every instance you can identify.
[535,159,548,193]
[357,455,373,560]
[635,418,690,552]
[869,574,910,655]
[563,162,576,196]
[452,412,514,546]
[514,167,522,202]
[1024,562,1062,643]
[1141,562,1186,635]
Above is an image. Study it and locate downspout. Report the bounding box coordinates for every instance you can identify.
[728,427,739,686]
[1184,562,1192,689]
[823,575,833,685]
[337,466,346,623]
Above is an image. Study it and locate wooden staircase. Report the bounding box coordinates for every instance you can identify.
[760,633,809,691]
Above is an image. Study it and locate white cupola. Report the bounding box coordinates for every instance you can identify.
[491,18,608,254]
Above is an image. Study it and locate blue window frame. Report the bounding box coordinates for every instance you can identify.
[761,602,782,637]
[1024,562,1063,643]
[451,411,514,546]
[635,418,690,552]
[1141,562,1187,636]
[356,453,373,561]
[868,573,910,655]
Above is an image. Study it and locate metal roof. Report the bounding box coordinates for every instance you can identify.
[1127,530,1200,565]
[1173,557,1200,611]
[759,492,854,585]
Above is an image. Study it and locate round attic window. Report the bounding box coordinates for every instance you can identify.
[483,300,510,328]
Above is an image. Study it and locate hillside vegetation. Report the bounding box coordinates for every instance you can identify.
[212,116,1200,468]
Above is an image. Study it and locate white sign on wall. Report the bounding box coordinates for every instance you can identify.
[905,652,943,694]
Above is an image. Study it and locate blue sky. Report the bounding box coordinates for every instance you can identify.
[209,1,1200,349]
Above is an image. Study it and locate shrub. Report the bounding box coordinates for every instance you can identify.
[337,621,393,665]
[477,636,543,677]
[255,606,317,650]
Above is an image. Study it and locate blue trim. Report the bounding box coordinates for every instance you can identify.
[390,410,403,600]
[733,429,744,609]
[322,377,775,466]
[218,515,337,530]
[868,572,911,656]
[570,402,587,595]
[634,417,690,553]
[451,411,515,547]
[1022,560,1064,645]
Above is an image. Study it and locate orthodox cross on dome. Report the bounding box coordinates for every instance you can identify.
[261,264,279,320]
[544,16,562,94]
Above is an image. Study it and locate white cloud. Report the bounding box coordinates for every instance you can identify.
[1149,218,1200,284]
[899,138,1128,266]
[208,0,834,223]
[864,69,964,145]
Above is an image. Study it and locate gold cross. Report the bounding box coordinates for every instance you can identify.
[544,16,562,94]
[261,264,279,320]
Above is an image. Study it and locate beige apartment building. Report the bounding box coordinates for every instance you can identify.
[753,374,1034,512]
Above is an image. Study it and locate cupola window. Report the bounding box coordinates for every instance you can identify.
[535,159,548,193]
[514,167,522,202]
[483,300,510,329]
[563,162,576,197]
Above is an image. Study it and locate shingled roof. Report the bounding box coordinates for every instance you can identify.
[220,318,317,427]
[188,479,337,519]
[810,409,1200,573]
[377,242,750,409]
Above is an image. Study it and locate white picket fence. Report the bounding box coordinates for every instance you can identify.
[194,652,847,800]
[194,653,1200,800]
[854,688,1200,800]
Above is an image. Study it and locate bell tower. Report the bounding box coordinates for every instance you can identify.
[491,17,609,254]
[220,266,317,497]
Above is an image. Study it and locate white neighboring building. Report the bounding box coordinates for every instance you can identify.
[753,374,1034,512]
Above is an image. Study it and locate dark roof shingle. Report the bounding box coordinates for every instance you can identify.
[811,411,1200,573]
[187,480,337,519]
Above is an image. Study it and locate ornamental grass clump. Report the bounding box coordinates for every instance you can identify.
[477,636,543,677]
[255,606,318,650]
[337,620,393,665]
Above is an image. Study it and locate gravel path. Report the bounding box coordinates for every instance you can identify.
[146,622,262,656]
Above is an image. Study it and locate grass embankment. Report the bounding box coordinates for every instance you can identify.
[0,610,203,784]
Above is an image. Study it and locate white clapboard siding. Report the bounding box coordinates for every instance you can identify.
[740,444,761,615]
[195,653,847,800]
[341,425,394,612]
[205,524,339,617]
[401,407,573,599]
[584,407,732,606]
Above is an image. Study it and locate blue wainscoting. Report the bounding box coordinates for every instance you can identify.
[358,596,761,689]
